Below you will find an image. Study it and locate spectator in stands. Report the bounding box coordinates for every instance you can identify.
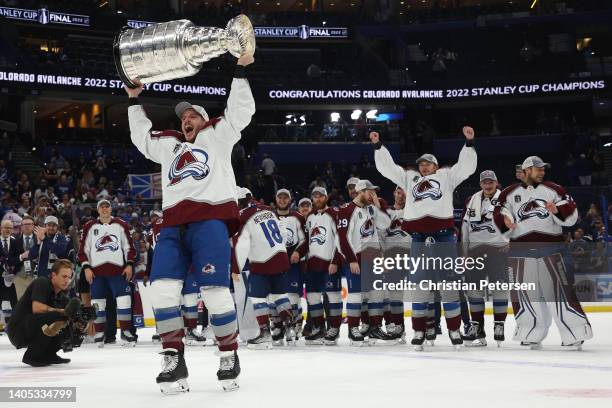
[49,149,68,175]
[592,151,605,185]
[570,228,591,273]
[55,174,72,197]
[41,163,59,185]
[576,153,593,186]
[15,174,32,200]
[16,195,32,217]
[34,180,49,204]
[29,215,73,278]
[14,215,37,300]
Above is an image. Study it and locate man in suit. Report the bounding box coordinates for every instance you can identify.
[1,219,21,332]
[14,215,37,300]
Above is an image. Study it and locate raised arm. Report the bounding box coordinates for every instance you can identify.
[449,126,477,187]
[125,85,162,164]
[370,132,412,188]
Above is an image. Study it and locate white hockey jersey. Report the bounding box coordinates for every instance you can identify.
[493,181,577,242]
[383,206,412,251]
[275,210,307,256]
[373,143,477,233]
[78,217,136,276]
[127,78,255,234]
[232,204,290,275]
[461,189,509,251]
[336,201,391,263]
[305,207,342,271]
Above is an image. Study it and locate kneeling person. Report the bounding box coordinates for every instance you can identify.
[8,260,78,366]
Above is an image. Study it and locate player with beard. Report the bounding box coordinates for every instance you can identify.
[461,170,509,346]
[493,156,592,350]
[381,186,411,342]
[126,53,254,393]
[303,187,343,345]
[370,127,477,350]
[337,180,393,345]
[274,189,307,341]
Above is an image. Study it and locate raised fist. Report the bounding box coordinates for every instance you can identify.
[369,131,380,144]
[462,126,475,140]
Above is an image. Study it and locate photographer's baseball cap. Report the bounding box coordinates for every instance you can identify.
[479,170,498,182]
[298,198,312,207]
[97,199,111,208]
[44,215,59,225]
[346,177,360,187]
[276,188,291,198]
[416,153,439,166]
[355,179,379,192]
[521,156,550,170]
[175,101,210,121]
[311,187,327,197]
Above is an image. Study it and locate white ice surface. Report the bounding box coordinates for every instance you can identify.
[1,313,611,408]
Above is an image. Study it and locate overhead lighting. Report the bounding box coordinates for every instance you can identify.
[330,112,340,123]
[366,109,378,119]
[604,142,612,148]
[285,120,292,125]
[116,10,123,14]
[299,115,306,122]
[350,110,362,120]
[322,21,327,26]
[286,114,294,118]
[530,0,538,8]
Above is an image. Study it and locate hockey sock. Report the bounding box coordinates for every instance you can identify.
[251,297,270,329]
[468,297,485,325]
[346,292,362,328]
[116,295,133,331]
[443,301,462,331]
[493,298,509,322]
[412,302,428,332]
[181,293,199,330]
[202,287,238,352]
[91,298,107,334]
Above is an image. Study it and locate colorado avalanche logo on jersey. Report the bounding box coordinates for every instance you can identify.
[285,227,296,247]
[412,179,442,201]
[517,199,549,220]
[387,219,407,237]
[360,219,375,238]
[95,234,120,252]
[470,215,496,233]
[310,226,327,245]
[168,148,210,186]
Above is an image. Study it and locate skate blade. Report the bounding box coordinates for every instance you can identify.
[562,343,583,351]
[349,340,366,347]
[453,344,464,351]
[530,343,543,350]
[465,339,487,347]
[185,340,206,347]
[121,341,137,347]
[305,340,324,345]
[160,379,189,395]
[396,338,407,345]
[324,339,338,346]
[427,340,435,346]
[221,379,239,392]
[96,342,104,349]
[413,344,424,351]
[272,341,285,347]
[496,341,503,348]
[286,338,297,346]
[247,342,273,350]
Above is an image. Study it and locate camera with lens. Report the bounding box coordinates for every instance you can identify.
[61,304,97,353]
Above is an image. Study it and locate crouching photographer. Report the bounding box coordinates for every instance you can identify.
[7,259,95,367]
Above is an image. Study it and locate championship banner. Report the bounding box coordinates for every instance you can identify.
[0,6,89,26]
[128,173,162,200]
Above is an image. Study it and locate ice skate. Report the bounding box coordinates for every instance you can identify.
[184,328,206,346]
[493,321,505,347]
[217,350,240,392]
[348,327,366,346]
[391,323,406,344]
[562,340,584,351]
[247,327,273,350]
[324,327,339,345]
[411,331,425,351]
[463,322,486,347]
[449,329,463,350]
[156,349,189,395]
[120,330,137,347]
[284,321,297,346]
[304,325,325,345]
[520,341,543,350]
[425,326,437,346]
[359,323,370,336]
[271,325,285,347]
[152,334,161,343]
[366,325,396,345]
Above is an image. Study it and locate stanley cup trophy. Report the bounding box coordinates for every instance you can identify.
[113,14,256,88]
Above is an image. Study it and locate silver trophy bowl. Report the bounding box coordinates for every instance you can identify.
[113,14,255,88]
